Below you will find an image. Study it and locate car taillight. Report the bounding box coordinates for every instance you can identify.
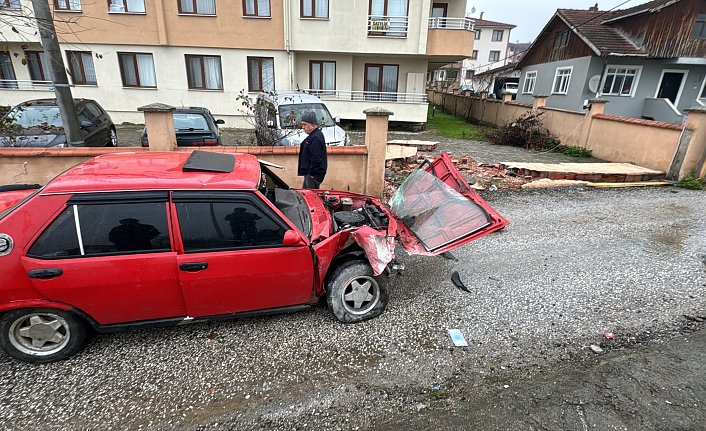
[202,139,217,146]
[141,139,149,148]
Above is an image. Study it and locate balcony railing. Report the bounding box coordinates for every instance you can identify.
[305,89,427,104]
[428,17,474,30]
[0,79,54,90]
[367,15,409,37]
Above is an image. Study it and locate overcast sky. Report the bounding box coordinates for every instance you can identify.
[465,0,639,43]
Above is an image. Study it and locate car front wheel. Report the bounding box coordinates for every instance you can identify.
[108,128,118,147]
[0,309,89,363]
[326,260,388,323]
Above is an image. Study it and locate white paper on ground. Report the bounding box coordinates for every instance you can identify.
[448,329,468,347]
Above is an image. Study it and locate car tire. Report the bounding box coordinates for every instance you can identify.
[326,260,388,323]
[108,128,118,147]
[0,308,89,363]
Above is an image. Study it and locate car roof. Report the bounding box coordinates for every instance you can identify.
[257,91,325,106]
[173,107,212,115]
[41,152,261,194]
[15,98,94,107]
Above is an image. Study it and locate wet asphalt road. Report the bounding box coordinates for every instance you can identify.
[0,186,704,430]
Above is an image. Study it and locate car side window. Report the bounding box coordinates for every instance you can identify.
[174,194,286,253]
[76,104,96,124]
[28,198,171,259]
[85,102,103,118]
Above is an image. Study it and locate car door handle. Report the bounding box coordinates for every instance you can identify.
[28,268,63,279]
[179,262,208,272]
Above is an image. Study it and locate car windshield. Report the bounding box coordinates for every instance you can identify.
[278,103,334,129]
[173,113,209,131]
[389,169,491,252]
[8,106,62,129]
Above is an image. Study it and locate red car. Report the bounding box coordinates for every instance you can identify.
[0,151,508,363]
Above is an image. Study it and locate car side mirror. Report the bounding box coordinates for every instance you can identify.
[216,119,225,125]
[80,120,93,129]
[283,230,306,247]
[266,119,276,128]
[334,116,340,124]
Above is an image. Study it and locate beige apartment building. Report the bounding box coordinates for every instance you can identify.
[0,0,474,126]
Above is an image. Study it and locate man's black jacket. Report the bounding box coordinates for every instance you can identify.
[297,127,327,180]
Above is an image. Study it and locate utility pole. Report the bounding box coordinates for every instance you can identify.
[30,0,83,145]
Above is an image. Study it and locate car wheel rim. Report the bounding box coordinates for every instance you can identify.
[341,276,380,315]
[110,130,117,146]
[8,313,71,356]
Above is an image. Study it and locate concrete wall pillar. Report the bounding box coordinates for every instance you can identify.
[532,94,549,110]
[480,91,488,100]
[678,107,706,180]
[578,98,608,149]
[363,107,393,197]
[138,103,176,151]
[502,93,513,103]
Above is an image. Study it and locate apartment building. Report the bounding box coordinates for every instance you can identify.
[0,0,475,126]
[458,16,515,90]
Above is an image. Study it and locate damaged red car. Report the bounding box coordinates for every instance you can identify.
[0,151,508,363]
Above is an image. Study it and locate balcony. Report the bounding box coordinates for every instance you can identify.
[0,79,54,91]
[426,17,475,59]
[367,15,409,38]
[304,89,428,123]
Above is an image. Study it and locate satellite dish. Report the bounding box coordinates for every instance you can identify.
[588,75,601,93]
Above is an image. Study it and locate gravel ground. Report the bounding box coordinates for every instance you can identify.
[1,187,704,430]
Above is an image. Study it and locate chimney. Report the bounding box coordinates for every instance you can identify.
[589,3,598,11]
[479,11,484,20]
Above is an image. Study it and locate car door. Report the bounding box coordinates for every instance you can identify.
[21,192,187,325]
[389,153,510,255]
[172,191,314,318]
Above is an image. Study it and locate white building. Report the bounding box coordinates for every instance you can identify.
[458,15,515,92]
[0,0,476,127]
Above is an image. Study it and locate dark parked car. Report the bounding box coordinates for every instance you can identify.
[141,107,224,147]
[0,99,117,147]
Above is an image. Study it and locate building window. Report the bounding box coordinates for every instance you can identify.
[601,66,640,97]
[0,52,17,89]
[247,57,275,92]
[552,67,572,94]
[365,63,398,101]
[691,14,706,40]
[66,51,97,85]
[118,52,157,88]
[54,0,81,11]
[243,0,270,17]
[179,0,216,15]
[0,0,21,10]
[488,50,500,62]
[25,51,52,82]
[700,76,706,99]
[185,55,222,90]
[310,60,335,93]
[368,0,409,37]
[108,0,146,13]
[464,70,472,79]
[522,71,537,94]
[470,50,478,60]
[301,0,327,18]
[492,30,503,41]
[553,29,569,49]
[474,29,481,39]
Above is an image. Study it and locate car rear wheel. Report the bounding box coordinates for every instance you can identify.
[0,309,89,363]
[326,260,388,323]
[108,128,118,147]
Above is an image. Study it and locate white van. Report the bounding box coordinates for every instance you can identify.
[255,92,349,146]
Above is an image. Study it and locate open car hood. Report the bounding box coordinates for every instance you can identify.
[389,153,509,255]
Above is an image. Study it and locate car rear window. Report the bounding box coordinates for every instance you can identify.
[9,106,62,128]
[174,113,209,131]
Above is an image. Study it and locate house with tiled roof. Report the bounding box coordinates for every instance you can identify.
[514,0,706,124]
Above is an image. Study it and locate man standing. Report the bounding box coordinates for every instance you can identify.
[297,111,327,189]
